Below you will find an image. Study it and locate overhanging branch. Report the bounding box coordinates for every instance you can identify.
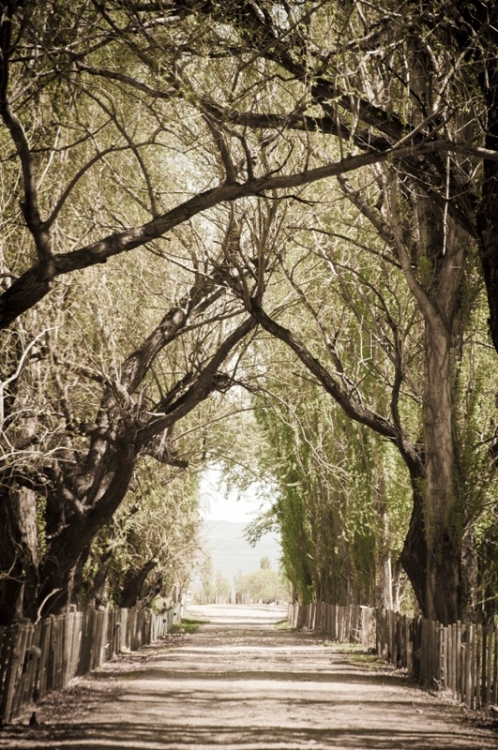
[247,298,424,476]
[1,137,494,329]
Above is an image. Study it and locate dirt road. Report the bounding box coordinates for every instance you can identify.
[0,603,496,749]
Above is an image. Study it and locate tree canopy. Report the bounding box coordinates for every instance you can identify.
[2,1,498,625]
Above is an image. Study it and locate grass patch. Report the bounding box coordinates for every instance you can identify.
[274,619,293,630]
[170,617,209,635]
[323,641,364,652]
[323,641,392,669]
[348,651,387,667]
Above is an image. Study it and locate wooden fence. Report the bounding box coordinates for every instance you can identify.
[0,604,180,724]
[4,601,496,723]
[287,601,375,649]
[376,609,498,709]
[289,602,498,710]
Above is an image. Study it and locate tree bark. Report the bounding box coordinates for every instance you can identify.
[248,285,469,623]
[422,322,461,622]
[476,65,498,356]
[119,559,158,609]
[0,485,40,624]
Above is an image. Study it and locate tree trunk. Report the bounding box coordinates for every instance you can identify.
[33,439,137,619]
[397,187,467,623]
[400,475,428,617]
[422,321,462,623]
[119,559,158,609]
[0,486,40,624]
[376,509,393,611]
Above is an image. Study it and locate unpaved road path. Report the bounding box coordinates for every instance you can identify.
[0,603,496,749]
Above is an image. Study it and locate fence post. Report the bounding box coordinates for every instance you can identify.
[447,623,454,696]
[484,624,490,708]
[17,622,38,712]
[492,624,498,707]
[1,622,30,723]
[465,624,473,708]
[473,624,479,709]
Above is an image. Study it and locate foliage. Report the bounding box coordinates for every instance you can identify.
[235,563,291,604]
[260,556,271,570]
[83,461,201,608]
[2,1,498,625]
[215,570,232,601]
[252,364,412,608]
[170,619,203,635]
[192,551,218,603]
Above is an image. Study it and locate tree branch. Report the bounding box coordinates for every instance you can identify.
[247,298,423,474]
[1,137,494,328]
[0,2,54,277]
[138,315,257,444]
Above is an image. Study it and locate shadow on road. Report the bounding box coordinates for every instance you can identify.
[0,604,495,750]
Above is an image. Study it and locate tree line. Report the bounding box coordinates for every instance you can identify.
[1,1,498,626]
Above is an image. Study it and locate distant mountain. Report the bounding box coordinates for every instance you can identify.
[199,520,282,583]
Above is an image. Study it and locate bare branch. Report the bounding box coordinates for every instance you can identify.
[1,136,494,328]
[246,298,423,476]
[0,4,54,276]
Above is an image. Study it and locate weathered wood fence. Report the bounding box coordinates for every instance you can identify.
[0,604,180,724]
[376,609,498,709]
[289,602,498,710]
[287,601,375,649]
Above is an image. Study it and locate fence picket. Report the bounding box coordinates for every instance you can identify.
[9,622,31,720]
[4,601,498,725]
[492,626,498,706]
[0,604,180,724]
[286,603,498,713]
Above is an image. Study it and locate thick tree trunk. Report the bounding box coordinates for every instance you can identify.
[34,440,137,619]
[119,559,158,609]
[477,102,498,356]
[400,476,428,617]
[422,324,462,623]
[401,422,462,625]
[398,190,466,623]
[0,486,40,624]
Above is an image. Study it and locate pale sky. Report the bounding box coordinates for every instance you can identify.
[199,466,264,523]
